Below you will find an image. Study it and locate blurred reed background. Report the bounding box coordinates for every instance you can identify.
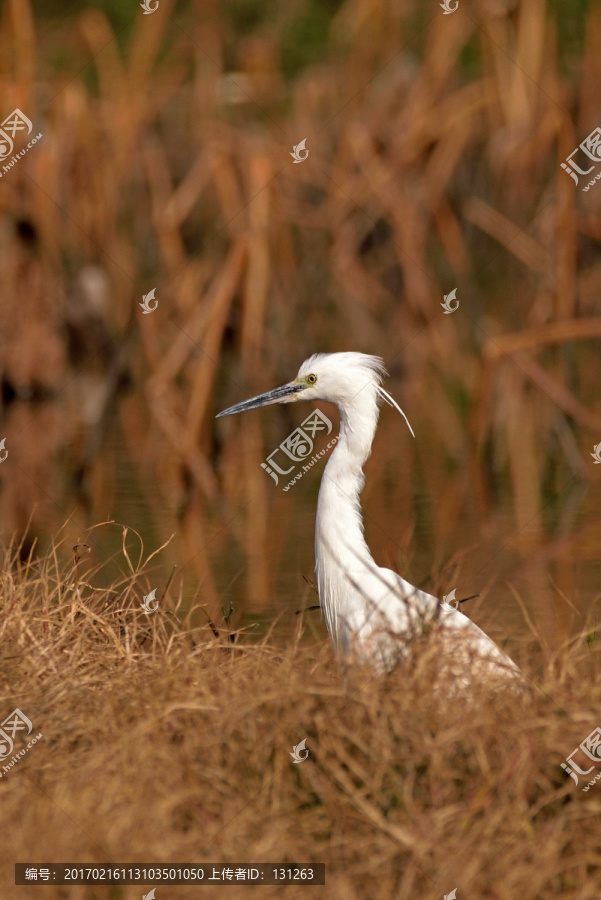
[0,0,599,662]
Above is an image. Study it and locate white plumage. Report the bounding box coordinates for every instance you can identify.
[218,351,521,686]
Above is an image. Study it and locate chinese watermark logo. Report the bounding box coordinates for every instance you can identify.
[444,890,457,900]
[143,890,157,900]
[0,438,7,462]
[290,739,309,763]
[140,288,158,314]
[441,288,459,314]
[0,707,42,778]
[290,139,309,163]
[590,442,601,464]
[261,409,335,490]
[140,589,159,614]
[440,0,458,13]
[0,108,32,160]
[0,108,42,178]
[561,125,601,191]
[443,589,459,609]
[561,725,601,791]
[140,0,159,13]
[0,708,32,760]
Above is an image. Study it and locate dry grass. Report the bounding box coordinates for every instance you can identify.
[1,532,601,899]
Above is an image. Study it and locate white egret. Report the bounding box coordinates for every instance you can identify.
[217,352,521,686]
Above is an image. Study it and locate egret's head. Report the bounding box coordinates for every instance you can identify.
[217,352,376,414]
[216,352,415,437]
[216,352,414,435]
[295,352,392,406]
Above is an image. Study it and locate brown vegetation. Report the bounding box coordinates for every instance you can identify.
[1,533,600,899]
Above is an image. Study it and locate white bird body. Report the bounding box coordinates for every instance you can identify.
[217,351,521,686]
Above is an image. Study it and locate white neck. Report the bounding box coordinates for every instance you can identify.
[314,392,380,650]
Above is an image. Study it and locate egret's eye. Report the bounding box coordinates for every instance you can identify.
[307,374,317,384]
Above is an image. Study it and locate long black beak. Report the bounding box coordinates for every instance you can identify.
[216,382,307,418]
